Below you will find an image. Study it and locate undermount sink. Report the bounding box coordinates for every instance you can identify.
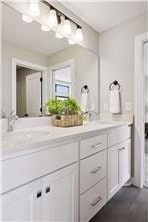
[2,129,50,148]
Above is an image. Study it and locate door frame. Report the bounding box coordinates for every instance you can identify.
[134,32,148,187]
[12,58,48,115]
[49,59,75,98]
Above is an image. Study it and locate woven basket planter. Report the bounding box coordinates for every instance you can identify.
[52,114,83,127]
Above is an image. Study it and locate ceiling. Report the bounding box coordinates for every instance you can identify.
[61,1,146,33]
[2,3,70,56]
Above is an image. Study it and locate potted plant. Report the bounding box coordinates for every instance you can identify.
[46,98,83,127]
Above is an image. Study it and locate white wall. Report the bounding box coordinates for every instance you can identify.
[100,14,146,114]
[48,46,99,111]
[2,41,49,116]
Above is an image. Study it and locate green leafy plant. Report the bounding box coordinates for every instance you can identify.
[46,99,63,115]
[46,98,82,115]
[63,98,81,114]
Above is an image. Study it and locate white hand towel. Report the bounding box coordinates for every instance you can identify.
[81,92,88,112]
[109,89,121,114]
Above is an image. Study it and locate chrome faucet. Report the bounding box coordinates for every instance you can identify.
[81,111,99,121]
[7,111,18,132]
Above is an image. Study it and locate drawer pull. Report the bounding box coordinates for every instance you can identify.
[90,196,102,207]
[90,166,102,174]
[91,143,102,149]
[37,191,42,199]
[119,147,125,151]
[45,187,50,193]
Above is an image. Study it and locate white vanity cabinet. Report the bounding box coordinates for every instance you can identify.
[118,139,131,186]
[2,142,79,222]
[108,144,119,200]
[42,163,78,222]
[80,134,107,222]
[108,127,131,200]
[2,179,42,221]
[2,163,78,222]
[1,124,132,222]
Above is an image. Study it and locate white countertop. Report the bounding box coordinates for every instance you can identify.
[1,120,131,159]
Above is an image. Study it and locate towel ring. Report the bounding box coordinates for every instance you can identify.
[81,85,89,94]
[109,80,120,91]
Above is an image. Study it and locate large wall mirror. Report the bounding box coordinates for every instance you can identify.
[2,2,99,118]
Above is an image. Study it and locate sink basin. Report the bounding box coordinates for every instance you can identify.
[2,129,50,148]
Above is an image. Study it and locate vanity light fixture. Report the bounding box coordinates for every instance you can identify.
[22,14,33,23]
[22,0,83,43]
[41,24,50,32]
[29,0,40,17]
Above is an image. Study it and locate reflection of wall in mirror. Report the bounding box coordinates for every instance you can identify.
[48,46,99,111]
[2,42,99,116]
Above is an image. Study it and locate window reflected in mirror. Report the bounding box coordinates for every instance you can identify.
[53,66,72,100]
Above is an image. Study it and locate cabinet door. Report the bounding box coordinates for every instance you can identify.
[42,163,78,222]
[2,179,42,221]
[119,139,131,186]
[108,145,119,200]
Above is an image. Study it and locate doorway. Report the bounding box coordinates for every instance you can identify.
[134,33,148,188]
[16,66,43,117]
[12,58,48,117]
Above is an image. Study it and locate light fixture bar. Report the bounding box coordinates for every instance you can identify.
[41,0,82,29]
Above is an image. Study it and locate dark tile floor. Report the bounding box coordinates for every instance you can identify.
[90,186,148,222]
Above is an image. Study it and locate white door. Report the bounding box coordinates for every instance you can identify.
[108,145,119,200]
[26,72,42,117]
[42,163,78,222]
[2,179,42,221]
[119,139,131,186]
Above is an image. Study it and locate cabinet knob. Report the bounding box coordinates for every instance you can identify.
[37,191,42,198]
[45,187,50,193]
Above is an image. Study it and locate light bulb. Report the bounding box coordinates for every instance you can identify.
[68,39,75,45]
[63,19,71,36]
[41,24,50,32]
[29,0,40,17]
[48,9,58,28]
[75,28,83,42]
[22,14,33,23]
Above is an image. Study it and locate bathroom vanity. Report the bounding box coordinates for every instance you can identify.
[1,121,131,222]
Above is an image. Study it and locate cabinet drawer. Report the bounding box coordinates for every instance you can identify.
[80,134,107,159]
[108,126,131,147]
[2,142,78,193]
[80,179,107,222]
[80,150,107,194]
